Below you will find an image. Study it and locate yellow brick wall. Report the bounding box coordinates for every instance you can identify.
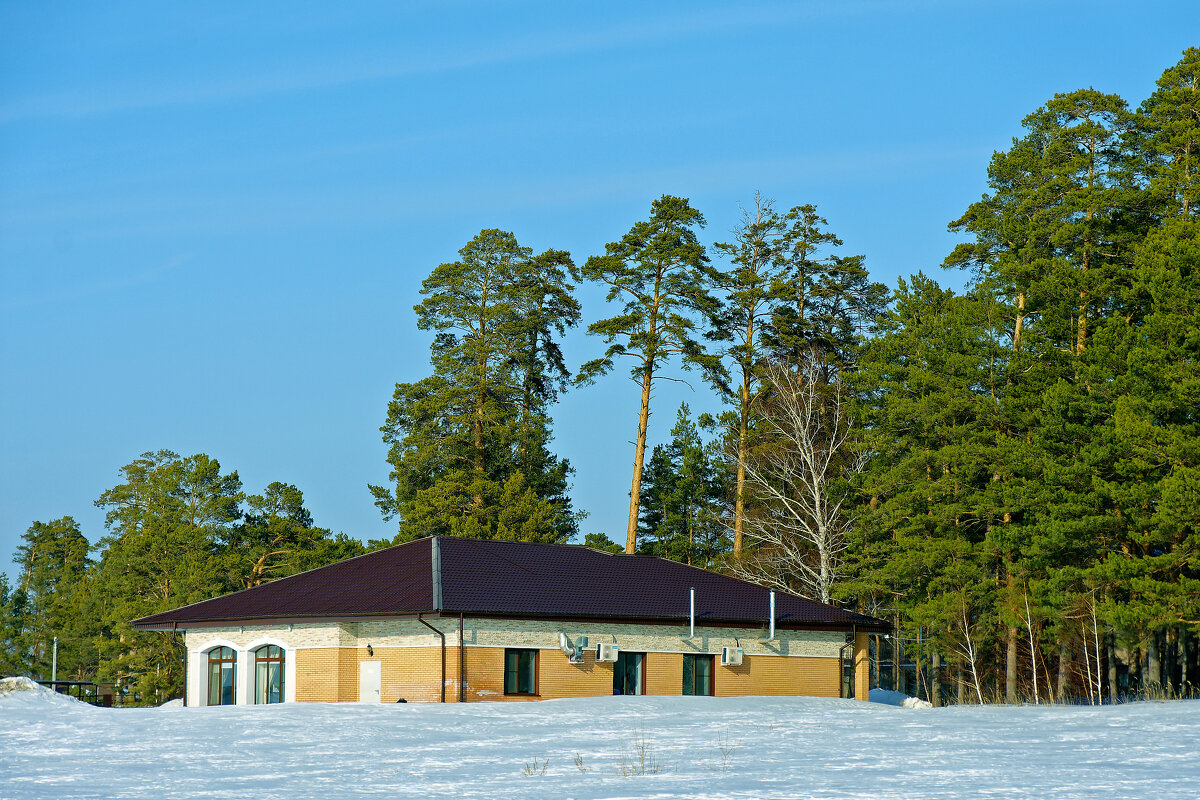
[458,646,839,700]
[645,651,683,696]
[854,632,869,701]
[463,646,612,701]
[294,649,341,702]
[295,646,457,703]
[204,619,853,703]
[715,654,841,698]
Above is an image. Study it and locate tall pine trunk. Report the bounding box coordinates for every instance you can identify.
[1107,633,1118,703]
[625,366,654,554]
[1180,627,1190,691]
[733,392,749,558]
[732,316,755,558]
[1006,626,1018,703]
[1147,631,1161,688]
[1057,644,1070,703]
[931,651,942,707]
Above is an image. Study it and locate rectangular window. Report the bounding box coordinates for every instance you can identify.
[682,654,713,696]
[613,652,645,695]
[504,649,537,695]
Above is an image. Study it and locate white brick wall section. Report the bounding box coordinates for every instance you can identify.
[185,632,299,705]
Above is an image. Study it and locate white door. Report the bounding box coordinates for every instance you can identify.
[359,660,381,703]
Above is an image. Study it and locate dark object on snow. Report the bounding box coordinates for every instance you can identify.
[36,680,118,707]
[396,698,407,703]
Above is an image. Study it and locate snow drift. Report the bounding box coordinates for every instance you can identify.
[0,676,83,709]
[2,688,1197,799]
[868,687,933,709]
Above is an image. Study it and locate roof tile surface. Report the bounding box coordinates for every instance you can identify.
[133,537,886,631]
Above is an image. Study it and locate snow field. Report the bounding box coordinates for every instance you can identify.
[1,683,1198,800]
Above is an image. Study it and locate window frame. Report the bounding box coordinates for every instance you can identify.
[206,646,237,706]
[682,653,714,696]
[253,644,285,704]
[503,648,539,696]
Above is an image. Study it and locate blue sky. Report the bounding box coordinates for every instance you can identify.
[1,1,1195,570]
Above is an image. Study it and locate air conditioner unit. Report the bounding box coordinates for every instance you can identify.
[721,647,744,666]
[596,643,619,662]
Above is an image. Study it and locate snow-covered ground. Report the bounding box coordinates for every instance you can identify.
[2,680,1197,800]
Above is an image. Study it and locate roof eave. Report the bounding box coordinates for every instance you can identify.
[129,610,442,631]
[134,609,888,634]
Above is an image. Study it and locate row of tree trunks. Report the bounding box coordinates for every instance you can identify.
[867,624,1196,704]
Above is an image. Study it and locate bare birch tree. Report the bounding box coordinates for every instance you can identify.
[956,598,986,704]
[728,357,866,604]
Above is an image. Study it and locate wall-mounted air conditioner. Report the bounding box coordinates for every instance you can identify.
[721,647,744,666]
[596,643,619,662]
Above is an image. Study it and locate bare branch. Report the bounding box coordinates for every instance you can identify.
[725,355,866,604]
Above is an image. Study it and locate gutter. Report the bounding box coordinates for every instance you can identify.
[417,613,446,703]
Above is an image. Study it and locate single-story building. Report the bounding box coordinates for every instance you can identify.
[132,536,888,705]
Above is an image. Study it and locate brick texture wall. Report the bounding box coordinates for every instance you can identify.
[295,646,462,703]
[717,654,840,697]
[190,618,854,703]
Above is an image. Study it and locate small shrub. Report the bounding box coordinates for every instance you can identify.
[521,757,549,777]
[617,719,661,776]
[711,727,735,773]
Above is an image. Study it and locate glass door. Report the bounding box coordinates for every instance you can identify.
[613,652,645,695]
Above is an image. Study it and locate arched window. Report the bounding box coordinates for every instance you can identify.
[207,646,237,706]
[254,644,285,704]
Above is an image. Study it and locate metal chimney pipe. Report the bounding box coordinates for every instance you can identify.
[769,591,775,640]
[689,587,695,638]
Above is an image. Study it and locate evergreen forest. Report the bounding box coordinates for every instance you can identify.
[3,49,1198,706]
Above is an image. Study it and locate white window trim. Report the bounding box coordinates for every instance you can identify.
[243,637,296,704]
[192,638,241,707]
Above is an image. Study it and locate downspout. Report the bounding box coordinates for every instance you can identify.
[174,621,184,707]
[838,623,861,700]
[838,639,855,699]
[459,612,466,703]
[420,536,446,703]
[417,614,446,703]
[853,623,860,700]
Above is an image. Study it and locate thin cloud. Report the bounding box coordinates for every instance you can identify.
[2,142,988,241]
[0,1,913,124]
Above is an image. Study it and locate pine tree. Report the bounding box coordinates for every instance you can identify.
[371,229,580,543]
[710,194,790,557]
[768,205,887,376]
[844,275,1003,692]
[637,404,729,567]
[13,517,95,680]
[1137,48,1200,220]
[93,450,243,703]
[579,195,722,554]
[1089,219,1200,685]
[220,482,364,588]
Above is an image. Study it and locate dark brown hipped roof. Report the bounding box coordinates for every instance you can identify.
[131,537,888,632]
